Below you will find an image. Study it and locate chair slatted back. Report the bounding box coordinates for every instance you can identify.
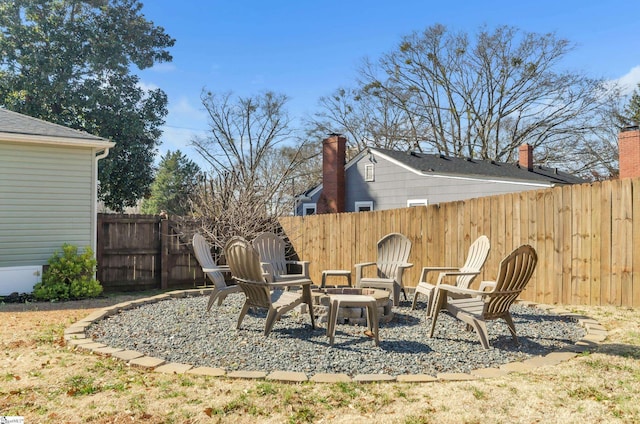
[192,233,226,290]
[225,237,272,309]
[376,233,412,279]
[252,232,288,276]
[457,235,491,288]
[483,245,538,319]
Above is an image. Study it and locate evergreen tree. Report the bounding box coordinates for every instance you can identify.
[623,84,640,125]
[141,150,201,216]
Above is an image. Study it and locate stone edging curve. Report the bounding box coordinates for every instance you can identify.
[64,288,608,384]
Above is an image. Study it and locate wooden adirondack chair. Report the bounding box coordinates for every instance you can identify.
[224,236,316,337]
[252,232,310,283]
[192,233,241,312]
[412,235,490,317]
[429,244,538,349]
[355,233,413,306]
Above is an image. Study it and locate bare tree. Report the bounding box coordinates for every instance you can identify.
[190,90,314,249]
[311,87,421,153]
[557,88,626,180]
[316,24,618,174]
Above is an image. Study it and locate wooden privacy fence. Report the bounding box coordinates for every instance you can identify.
[279,177,640,307]
[96,214,206,292]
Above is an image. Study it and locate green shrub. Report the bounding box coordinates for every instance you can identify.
[33,244,103,301]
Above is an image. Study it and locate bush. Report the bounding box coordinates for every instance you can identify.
[33,244,103,301]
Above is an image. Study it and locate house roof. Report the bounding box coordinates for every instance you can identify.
[302,145,586,199]
[371,148,587,185]
[0,108,114,148]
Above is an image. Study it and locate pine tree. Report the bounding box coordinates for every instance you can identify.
[141,151,201,216]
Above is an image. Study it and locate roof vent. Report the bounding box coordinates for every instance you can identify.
[465,157,472,161]
[490,160,496,164]
[439,153,446,159]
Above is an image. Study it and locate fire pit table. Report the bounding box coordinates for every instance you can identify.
[310,287,393,326]
[326,293,380,345]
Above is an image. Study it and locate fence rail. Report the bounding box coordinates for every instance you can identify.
[279,177,640,307]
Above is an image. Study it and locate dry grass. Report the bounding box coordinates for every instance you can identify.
[1,294,639,423]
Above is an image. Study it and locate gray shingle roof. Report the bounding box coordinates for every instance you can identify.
[375,148,586,185]
[0,108,110,143]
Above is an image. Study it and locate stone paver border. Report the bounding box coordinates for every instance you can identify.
[66,288,606,383]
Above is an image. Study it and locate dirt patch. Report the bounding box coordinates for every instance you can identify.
[1,294,639,423]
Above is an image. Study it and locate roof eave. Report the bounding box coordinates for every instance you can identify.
[417,170,554,187]
[0,131,115,148]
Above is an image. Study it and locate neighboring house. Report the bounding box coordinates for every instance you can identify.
[296,134,586,216]
[0,109,115,295]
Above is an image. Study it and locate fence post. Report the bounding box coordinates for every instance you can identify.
[96,213,104,283]
[160,218,169,289]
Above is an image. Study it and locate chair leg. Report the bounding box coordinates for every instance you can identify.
[327,298,340,345]
[303,286,316,330]
[236,302,250,329]
[206,289,220,312]
[307,302,316,330]
[392,284,400,307]
[424,291,435,318]
[470,319,490,349]
[429,290,446,337]
[411,290,420,310]
[264,309,279,337]
[503,313,520,346]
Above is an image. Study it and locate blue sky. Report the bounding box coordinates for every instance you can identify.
[136,0,640,164]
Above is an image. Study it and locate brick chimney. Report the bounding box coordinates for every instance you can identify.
[317,134,346,214]
[619,126,640,179]
[519,143,533,171]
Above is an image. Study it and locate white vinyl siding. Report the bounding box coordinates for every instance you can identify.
[0,142,94,267]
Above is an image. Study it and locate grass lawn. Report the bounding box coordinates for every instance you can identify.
[1,292,639,423]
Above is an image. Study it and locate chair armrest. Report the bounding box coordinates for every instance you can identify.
[436,284,484,297]
[435,270,479,280]
[203,265,230,273]
[286,260,310,277]
[478,281,496,291]
[355,262,377,285]
[419,266,460,283]
[392,263,413,284]
[260,262,275,283]
[268,278,312,289]
[354,261,376,268]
